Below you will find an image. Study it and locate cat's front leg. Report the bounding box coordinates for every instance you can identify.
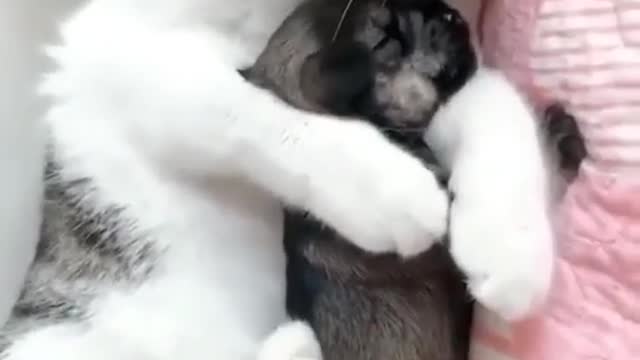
[425,68,554,320]
[46,19,448,257]
[240,103,449,257]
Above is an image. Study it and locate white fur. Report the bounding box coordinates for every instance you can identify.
[5,0,450,359]
[425,68,554,321]
[258,321,322,360]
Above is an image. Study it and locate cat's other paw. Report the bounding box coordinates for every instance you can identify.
[449,191,554,321]
[257,321,322,360]
[308,121,449,258]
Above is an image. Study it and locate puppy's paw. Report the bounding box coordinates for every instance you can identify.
[301,40,375,115]
[258,321,322,360]
[302,4,399,114]
[543,103,587,173]
[449,193,554,321]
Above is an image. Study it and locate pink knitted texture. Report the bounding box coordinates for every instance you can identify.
[472,0,640,359]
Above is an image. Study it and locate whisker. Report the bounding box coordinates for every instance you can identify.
[332,0,356,42]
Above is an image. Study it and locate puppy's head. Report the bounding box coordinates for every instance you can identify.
[301,0,477,130]
[363,1,477,128]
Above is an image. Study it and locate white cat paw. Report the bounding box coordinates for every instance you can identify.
[449,195,554,321]
[308,121,449,258]
[257,321,323,360]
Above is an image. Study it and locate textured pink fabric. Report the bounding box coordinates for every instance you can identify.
[472,0,640,359]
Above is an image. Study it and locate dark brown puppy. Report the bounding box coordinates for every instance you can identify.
[242,1,586,360]
[244,1,477,360]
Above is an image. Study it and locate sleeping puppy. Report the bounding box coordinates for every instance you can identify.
[243,1,587,359]
[243,1,477,359]
[284,4,476,360]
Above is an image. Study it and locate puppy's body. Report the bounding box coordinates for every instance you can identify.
[284,220,471,360]
[244,1,477,359]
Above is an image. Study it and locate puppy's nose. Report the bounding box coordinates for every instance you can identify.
[377,69,439,128]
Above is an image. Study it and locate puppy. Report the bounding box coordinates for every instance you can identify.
[244,1,477,359]
[244,1,587,359]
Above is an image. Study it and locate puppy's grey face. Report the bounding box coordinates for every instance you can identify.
[356,2,477,129]
[246,0,476,132]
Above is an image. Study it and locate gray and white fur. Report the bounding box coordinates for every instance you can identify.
[0,151,159,352]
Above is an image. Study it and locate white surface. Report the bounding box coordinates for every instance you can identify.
[0,0,83,325]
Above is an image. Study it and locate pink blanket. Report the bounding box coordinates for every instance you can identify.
[470,0,640,359]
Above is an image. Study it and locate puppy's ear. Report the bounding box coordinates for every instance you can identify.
[300,40,374,115]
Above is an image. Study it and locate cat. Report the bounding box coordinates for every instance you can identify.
[241,1,476,359]
[0,0,453,359]
[0,0,564,360]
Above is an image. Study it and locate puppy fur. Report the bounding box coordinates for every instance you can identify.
[243,1,477,359]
